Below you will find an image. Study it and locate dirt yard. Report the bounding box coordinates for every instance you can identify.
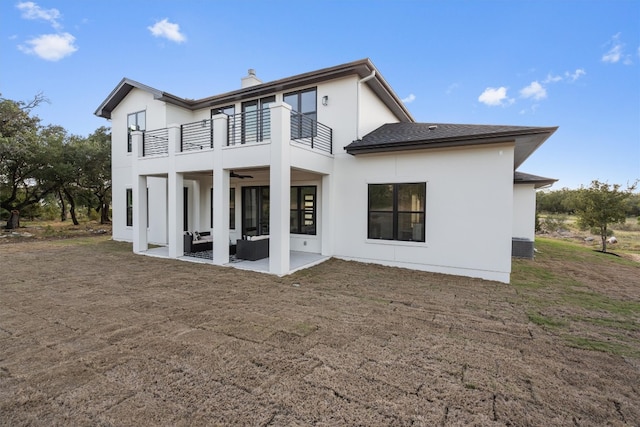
[0,236,638,426]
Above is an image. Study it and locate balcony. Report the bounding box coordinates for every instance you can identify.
[138,111,332,158]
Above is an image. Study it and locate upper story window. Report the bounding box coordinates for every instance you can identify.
[284,88,317,139]
[368,183,426,242]
[127,111,146,153]
[241,96,275,143]
[211,105,235,117]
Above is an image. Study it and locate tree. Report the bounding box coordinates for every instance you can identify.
[574,180,638,253]
[0,94,57,228]
[80,127,112,224]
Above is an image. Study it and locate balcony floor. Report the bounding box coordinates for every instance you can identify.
[142,246,329,275]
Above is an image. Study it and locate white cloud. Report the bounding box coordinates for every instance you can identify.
[478,87,511,106]
[543,73,563,84]
[565,68,586,82]
[602,33,632,64]
[148,19,186,43]
[602,44,623,63]
[402,93,416,103]
[520,81,547,100]
[18,32,77,61]
[16,1,61,30]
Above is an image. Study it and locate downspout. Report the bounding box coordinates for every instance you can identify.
[356,70,376,140]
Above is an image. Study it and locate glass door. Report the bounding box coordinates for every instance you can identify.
[242,186,269,237]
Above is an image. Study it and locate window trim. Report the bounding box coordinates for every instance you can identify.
[126,188,133,227]
[241,96,275,144]
[127,110,146,153]
[290,186,317,235]
[284,87,317,140]
[367,182,426,243]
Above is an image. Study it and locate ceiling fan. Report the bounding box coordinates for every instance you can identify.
[230,170,253,179]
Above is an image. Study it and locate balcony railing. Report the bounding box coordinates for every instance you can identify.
[227,109,271,146]
[226,110,332,154]
[181,119,213,151]
[142,128,168,156]
[291,112,332,154]
[139,110,332,157]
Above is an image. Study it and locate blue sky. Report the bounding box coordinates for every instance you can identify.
[1,0,638,190]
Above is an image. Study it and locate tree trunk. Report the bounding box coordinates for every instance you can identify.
[63,188,79,226]
[5,210,20,229]
[58,190,67,222]
[601,225,607,253]
[100,201,110,224]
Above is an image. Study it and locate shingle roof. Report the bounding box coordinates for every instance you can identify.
[345,122,558,169]
[514,171,558,188]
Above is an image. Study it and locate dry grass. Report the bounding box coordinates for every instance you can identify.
[0,228,638,425]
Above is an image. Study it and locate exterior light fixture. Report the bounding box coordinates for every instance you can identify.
[322,95,328,106]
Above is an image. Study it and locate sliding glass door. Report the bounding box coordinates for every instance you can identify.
[242,186,269,237]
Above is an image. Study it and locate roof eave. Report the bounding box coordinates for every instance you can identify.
[95,59,414,124]
[345,127,558,164]
[94,78,168,119]
[189,58,414,123]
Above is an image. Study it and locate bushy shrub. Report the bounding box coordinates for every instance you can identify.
[540,215,568,233]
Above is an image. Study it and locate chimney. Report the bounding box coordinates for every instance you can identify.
[241,68,262,88]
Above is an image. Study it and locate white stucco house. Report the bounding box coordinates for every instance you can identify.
[95,58,556,283]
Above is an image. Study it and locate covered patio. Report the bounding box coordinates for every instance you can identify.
[142,245,329,275]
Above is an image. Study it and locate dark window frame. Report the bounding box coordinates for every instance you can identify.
[126,188,133,227]
[284,88,317,140]
[242,186,270,237]
[183,187,188,232]
[367,183,426,242]
[127,110,146,153]
[241,96,275,144]
[290,186,317,235]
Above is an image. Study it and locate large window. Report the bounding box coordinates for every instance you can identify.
[126,188,133,227]
[284,88,316,139]
[127,111,146,153]
[368,183,425,242]
[183,187,188,232]
[211,105,235,117]
[229,187,236,229]
[242,186,270,237]
[242,96,275,143]
[290,186,316,235]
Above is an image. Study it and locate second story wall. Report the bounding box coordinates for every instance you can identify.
[315,76,358,151]
[166,103,199,127]
[111,88,168,170]
[358,82,402,142]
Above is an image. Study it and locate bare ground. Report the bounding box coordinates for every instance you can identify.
[0,236,638,426]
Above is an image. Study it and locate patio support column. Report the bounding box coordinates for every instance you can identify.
[131,131,148,253]
[269,102,292,275]
[167,172,184,258]
[167,124,184,258]
[212,114,229,265]
[321,174,333,256]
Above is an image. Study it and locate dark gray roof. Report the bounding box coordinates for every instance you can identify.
[94,78,190,119]
[514,171,558,188]
[345,122,558,169]
[95,58,413,122]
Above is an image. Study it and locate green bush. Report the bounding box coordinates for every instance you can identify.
[541,215,568,233]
